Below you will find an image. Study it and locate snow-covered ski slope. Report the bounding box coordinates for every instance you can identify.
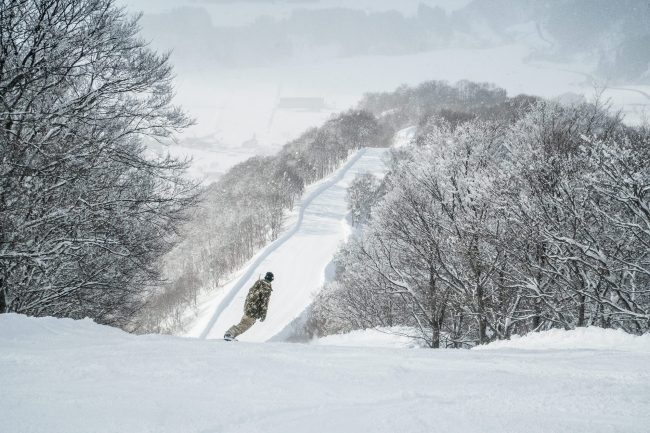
[2,314,649,433]
[187,142,395,341]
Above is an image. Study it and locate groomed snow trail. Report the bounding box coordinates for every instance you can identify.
[2,314,649,433]
[188,146,390,341]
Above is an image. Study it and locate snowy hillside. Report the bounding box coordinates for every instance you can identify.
[2,313,649,433]
[185,146,391,341]
[160,45,650,185]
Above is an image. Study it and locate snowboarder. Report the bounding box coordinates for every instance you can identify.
[224,271,274,341]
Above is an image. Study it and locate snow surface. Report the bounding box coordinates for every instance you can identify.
[392,125,417,148]
[313,325,650,352]
[476,327,650,353]
[2,313,649,433]
[314,326,428,349]
[185,146,391,341]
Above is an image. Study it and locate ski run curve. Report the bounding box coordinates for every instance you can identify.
[187,143,395,341]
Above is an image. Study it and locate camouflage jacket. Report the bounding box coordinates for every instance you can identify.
[244,279,273,321]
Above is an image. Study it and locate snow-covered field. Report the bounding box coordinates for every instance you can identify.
[2,313,649,433]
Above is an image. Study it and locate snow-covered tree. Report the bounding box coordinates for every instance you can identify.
[0,0,197,326]
[316,97,649,347]
[497,101,648,332]
[347,173,380,226]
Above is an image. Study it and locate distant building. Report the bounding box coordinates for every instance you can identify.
[278,97,326,112]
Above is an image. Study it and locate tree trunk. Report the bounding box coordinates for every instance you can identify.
[577,293,586,327]
[478,317,487,344]
[0,280,7,313]
[532,303,541,331]
[476,283,487,344]
[428,260,441,348]
[431,323,440,349]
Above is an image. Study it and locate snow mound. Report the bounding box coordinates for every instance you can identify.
[475,327,650,353]
[313,327,428,349]
[0,313,127,342]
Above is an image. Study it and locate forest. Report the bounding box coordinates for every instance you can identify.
[309,86,650,347]
[0,0,197,327]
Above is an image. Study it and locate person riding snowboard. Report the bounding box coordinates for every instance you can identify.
[224,271,274,340]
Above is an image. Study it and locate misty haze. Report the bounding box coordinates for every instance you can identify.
[1,1,649,432]
[123,0,650,183]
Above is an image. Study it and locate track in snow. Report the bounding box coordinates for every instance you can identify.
[193,147,389,341]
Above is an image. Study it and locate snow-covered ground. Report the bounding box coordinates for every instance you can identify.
[315,325,650,352]
[392,125,417,148]
[2,313,649,433]
[314,326,429,349]
[185,127,415,341]
[185,146,390,341]
[475,326,650,353]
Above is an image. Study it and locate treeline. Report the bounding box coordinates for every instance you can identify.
[358,79,541,132]
[142,4,452,69]
[144,1,650,84]
[310,97,650,347]
[0,0,197,327]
